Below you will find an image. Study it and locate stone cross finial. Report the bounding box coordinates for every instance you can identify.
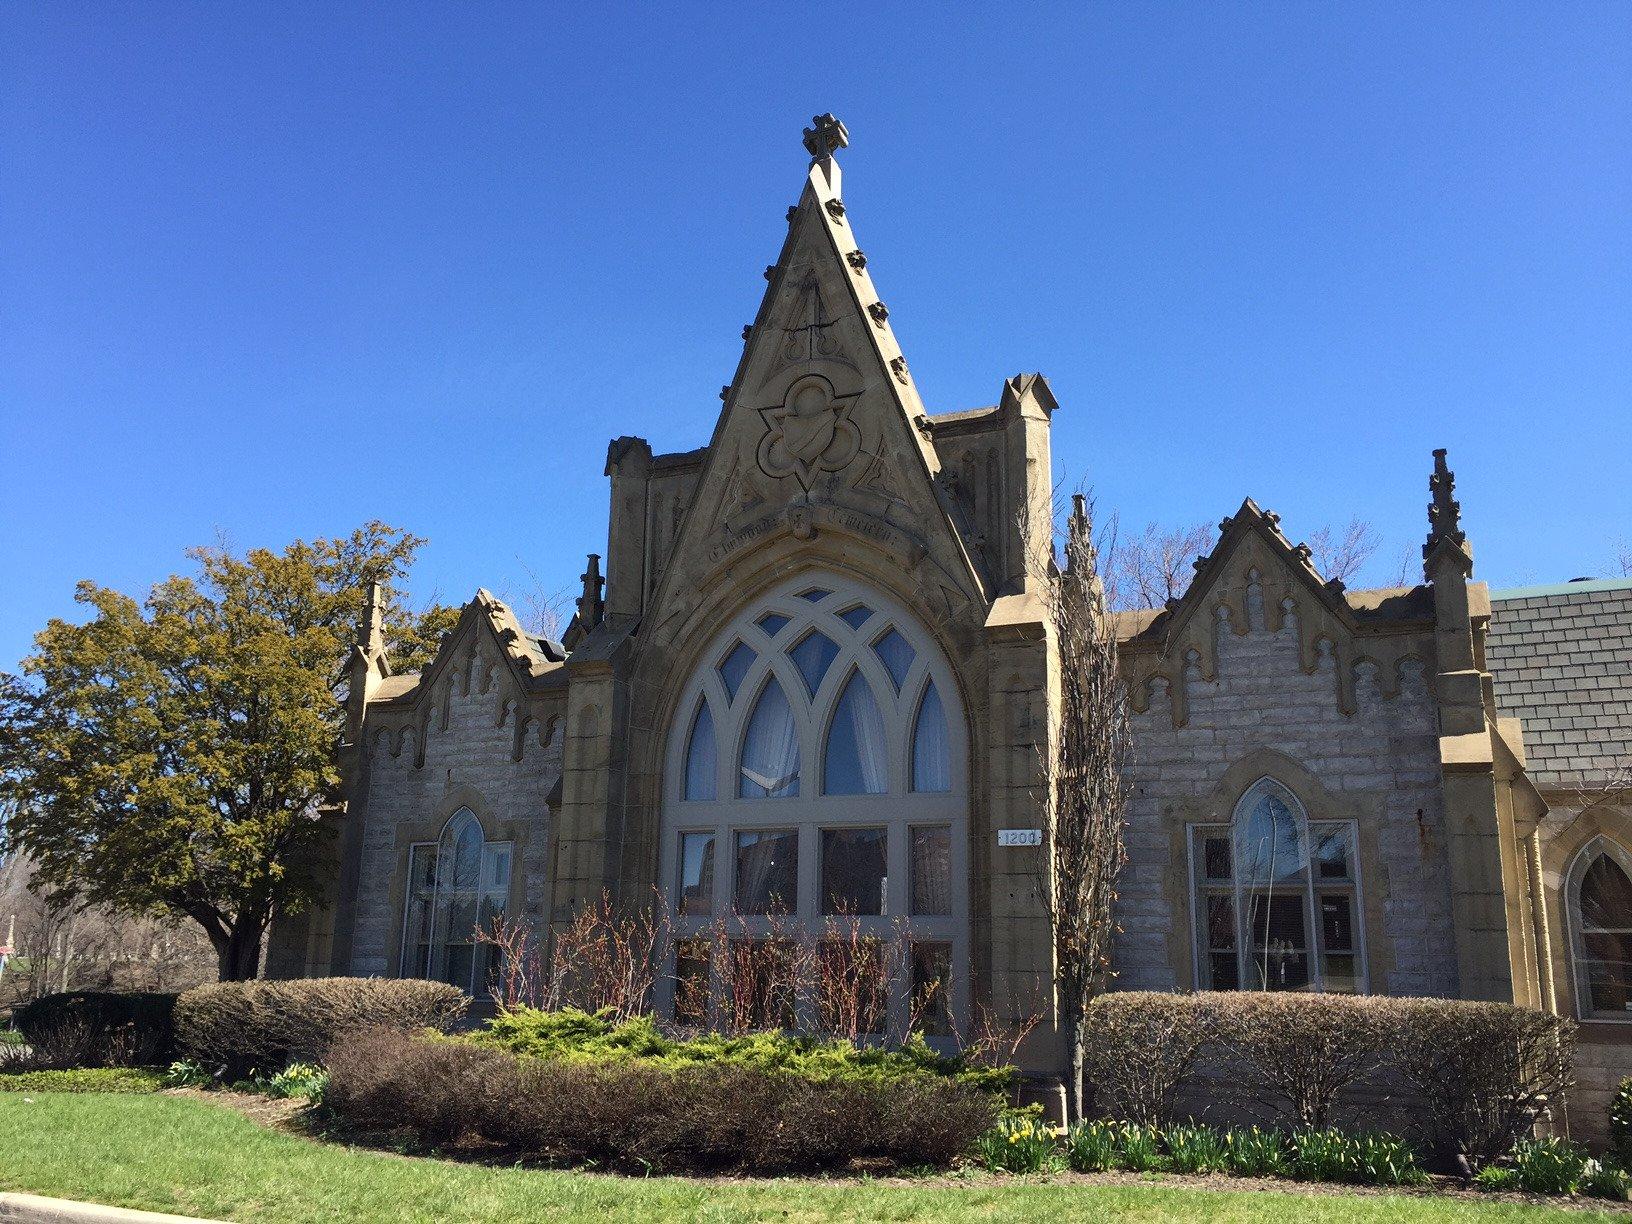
[577,553,605,631]
[802,113,849,162]
[1423,447,1466,560]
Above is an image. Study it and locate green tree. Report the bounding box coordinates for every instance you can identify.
[0,523,453,981]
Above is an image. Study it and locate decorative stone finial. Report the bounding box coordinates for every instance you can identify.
[802,113,849,162]
[577,554,605,631]
[358,579,384,651]
[1423,447,1468,562]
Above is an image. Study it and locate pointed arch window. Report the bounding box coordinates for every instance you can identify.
[401,808,512,997]
[911,681,950,793]
[1570,842,1632,1019]
[663,573,968,1040]
[824,670,888,795]
[683,700,717,801]
[739,677,799,797]
[1189,779,1365,993]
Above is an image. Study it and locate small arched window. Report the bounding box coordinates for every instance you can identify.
[1189,778,1366,993]
[401,808,512,997]
[1569,840,1632,1019]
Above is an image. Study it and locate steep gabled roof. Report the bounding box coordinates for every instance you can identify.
[369,589,565,706]
[1150,497,1358,654]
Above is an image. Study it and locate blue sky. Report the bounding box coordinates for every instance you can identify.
[3,3,1629,667]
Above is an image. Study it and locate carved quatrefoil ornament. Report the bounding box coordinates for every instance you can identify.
[756,374,861,490]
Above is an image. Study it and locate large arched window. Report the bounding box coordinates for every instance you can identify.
[401,808,512,996]
[1568,839,1632,1020]
[1189,778,1366,993]
[661,574,967,1038]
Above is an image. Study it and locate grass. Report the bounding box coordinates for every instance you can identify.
[0,1093,1620,1223]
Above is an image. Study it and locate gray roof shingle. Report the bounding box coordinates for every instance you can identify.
[1488,578,1632,789]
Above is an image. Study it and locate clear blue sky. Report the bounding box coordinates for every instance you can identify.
[4,3,1629,668]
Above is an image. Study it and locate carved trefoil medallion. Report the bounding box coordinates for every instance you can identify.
[756,374,861,490]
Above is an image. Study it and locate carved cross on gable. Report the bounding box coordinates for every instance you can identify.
[802,113,849,161]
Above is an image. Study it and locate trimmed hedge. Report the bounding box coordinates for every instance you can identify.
[13,992,178,1067]
[468,1006,1015,1096]
[175,978,468,1076]
[1086,991,1574,1166]
[325,1026,997,1173]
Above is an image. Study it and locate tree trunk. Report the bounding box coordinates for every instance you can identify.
[1063,991,1087,1123]
[213,923,265,982]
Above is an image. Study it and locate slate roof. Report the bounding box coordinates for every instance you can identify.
[1487,577,1632,789]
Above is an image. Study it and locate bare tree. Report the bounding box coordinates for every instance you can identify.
[1046,494,1133,1121]
[1615,540,1632,579]
[1108,520,1213,611]
[1307,517,1381,586]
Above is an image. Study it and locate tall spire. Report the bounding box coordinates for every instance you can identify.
[1422,447,1472,580]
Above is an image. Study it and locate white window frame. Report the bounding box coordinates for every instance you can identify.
[658,573,968,1040]
[1186,777,1369,994]
[1564,836,1632,1023]
[398,808,512,998]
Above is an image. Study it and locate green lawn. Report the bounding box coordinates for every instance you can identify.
[0,1092,1620,1223]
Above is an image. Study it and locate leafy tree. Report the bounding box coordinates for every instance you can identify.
[0,523,453,981]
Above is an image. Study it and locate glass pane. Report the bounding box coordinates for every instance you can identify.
[443,943,475,993]
[912,943,953,1037]
[410,844,438,890]
[1323,954,1358,994]
[824,670,888,795]
[1314,825,1352,881]
[673,940,710,1027]
[718,642,756,702]
[484,844,511,892]
[818,940,888,1037]
[1203,835,1232,882]
[1320,892,1354,951]
[1585,931,1632,1013]
[449,816,482,889]
[796,588,832,603]
[872,628,915,690]
[756,612,790,637]
[684,701,717,800]
[911,681,951,793]
[1244,893,1309,991]
[728,940,797,1030]
[678,831,715,917]
[911,826,951,916]
[838,605,873,630]
[822,827,888,915]
[739,678,799,797]
[1582,855,1632,932]
[735,829,798,914]
[1205,894,1236,952]
[1234,789,1306,888]
[790,629,840,697]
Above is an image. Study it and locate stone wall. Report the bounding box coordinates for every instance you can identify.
[348,655,561,977]
[1116,586,1457,997]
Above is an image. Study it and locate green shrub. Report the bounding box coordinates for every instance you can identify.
[175,978,467,1076]
[1290,1128,1356,1183]
[1609,1076,1632,1168]
[13,992,177,1067]
[974,1115,1059,1174]
[267,1061,328,1102]
[0,1066,165,1094]
[1164,1124,1227,1175]
[1064,1120,1121,1172]
[0,1030,25,1047]
[1584,1160,1632,1202]
[326,1026,997,1173]
[1473,1164,1522,1192]
[1084,993,1213,1125]
[1117,1122,1167,1172]
[1222,1126,1288,1177]
[1509,1136,1590,1196]
[469,1006,1014,1097]
[164,1059,211,1088]
[1352,1131,1427,1186]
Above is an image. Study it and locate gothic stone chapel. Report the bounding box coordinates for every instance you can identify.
[269,117,1632,1135]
